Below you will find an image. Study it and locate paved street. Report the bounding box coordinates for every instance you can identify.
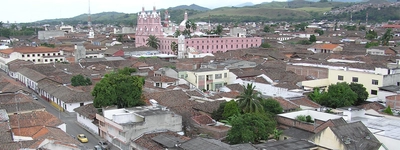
[35,95,99,150]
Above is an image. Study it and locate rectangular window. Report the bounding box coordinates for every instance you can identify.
[215,83,223,89]
[32,54,35,57]
[156,83,160,87]
[27,54,30,57]
[215,74,222,79]
[338,75,343,80]
[352,77,358,82]
[224,73,227,78]
[22,54,24,57]
[371,90,377,95]
[372,80,378,85]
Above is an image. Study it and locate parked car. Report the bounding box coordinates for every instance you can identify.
[98,140,109,150]
[94,145,102,150]
[77,134,88,143]
[32,95,38,100]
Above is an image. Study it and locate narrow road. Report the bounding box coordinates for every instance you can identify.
[35,95,98,149]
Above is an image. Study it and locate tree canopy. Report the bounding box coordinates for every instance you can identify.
[263,25,271,33]
[309,82,358,108]
[146,35,160,49]
[309,35,317,43]
[236,83,264,113]
[349,83,369,105]
[71,74,92,87]
[92,67,145,108]
[226,113,276,144]
[260,98,283,115]
[222,100,240,119]
[381,29,394,46]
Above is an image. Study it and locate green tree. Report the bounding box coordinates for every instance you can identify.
[211,102,227,121]
[117,34,123,42]
[349,83,369,105]
[297,40,312,45]
[384,106,393,115]
[41,43,55,48]
[294,23,308,31]
[92,67,145,108]
[214,24,223,35]
[320,82,358,108]
[345,25,357,31]
[273,128,283,140]
[226,113,276,144]
[308,87,325,104]
[365,41,380,48]
[71,74,92,86]
[314,29,324,36]
[358,25,366,31]
[263,25,270,32]
[146,35,160,49]
[366,30,378,40]
[381,28,394,46]
[170,41,178,55]
[260,42,272,48]
[190,21,197,32]
[309,35,317,43]
[260,98,283,114]
[222,100,240,119]
[173,30,181,38]
[0,21,3,28]
[236,83,264,113]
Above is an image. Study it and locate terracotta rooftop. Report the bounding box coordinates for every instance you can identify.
[312,44,340,50]
[9,111,63,129]
[73,103,98,120]
[192,115,214,125]
[132,131,190,150]
[274,97,300,111]
[1,46,60,54]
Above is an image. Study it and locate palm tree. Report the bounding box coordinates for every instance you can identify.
[236,83,264,113]
[170,41,178,55]
[190,21,197,32]
[146,35,160,49]
[173,30,181,38]
[381,29,394,46]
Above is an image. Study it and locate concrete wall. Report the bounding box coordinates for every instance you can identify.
[57,123,67,133]
[311,127,345,150]
[329,69,383,98]
[286,65,329,79]
[375,134,400,150]
[65,102,93,113]
[38,31,65,40]
[76,114,99,135]
[383,73,400,87]
[386,94,400,109]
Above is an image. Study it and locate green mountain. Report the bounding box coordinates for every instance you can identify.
[34,0,400,26]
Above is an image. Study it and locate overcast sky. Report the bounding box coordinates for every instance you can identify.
[0,0,287,23]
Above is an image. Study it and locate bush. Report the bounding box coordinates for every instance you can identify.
[384,106,393,115]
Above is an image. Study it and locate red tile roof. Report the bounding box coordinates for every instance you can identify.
[274,97,300,111]
[290,97,321,108]
[9,111,63,129]
[1,46,60,54]
[192,115,214,125]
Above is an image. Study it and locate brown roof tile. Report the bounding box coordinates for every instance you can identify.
[290,97,321,108]
[192,115,214,125]
[9,111,63,128]
[73,103,98,120]
[192,100,226,114]
[274,97,300,111]
[133,131,190,150]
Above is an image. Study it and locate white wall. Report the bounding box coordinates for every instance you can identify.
[113,113,144,124]
[57,123,66,133]
[77,114,99,135]
[375,134,399,150]
[66,101,93,112]
[378,90,397,102]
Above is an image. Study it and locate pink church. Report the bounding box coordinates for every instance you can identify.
[135,7,263,54]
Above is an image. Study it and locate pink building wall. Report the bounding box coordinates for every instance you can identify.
[135,7,263,54]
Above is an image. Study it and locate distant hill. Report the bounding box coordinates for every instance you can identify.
[168,4,210,11]
[235,2,255,7]
[33,1,400,26]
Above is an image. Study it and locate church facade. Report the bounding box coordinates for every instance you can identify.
[135,7,263,57]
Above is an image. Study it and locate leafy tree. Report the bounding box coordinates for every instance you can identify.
[273,128,283,140]
[381,28,394,46]
[211,102,227,121]
[236,83,264,113]
[173,30,181,38]
[308,87,324,104]
[182,29,191,38]
[296,115,307,122]
[345,25,357,31]
[71,74,92,86]
[384,106,393,115]
[260,42,272,48]
[41,43,55,48]
[309,35,317,42]
[222,100,240,119]
[214,25,223,35]
[263,25,271,32]
[146,35,160,49]
[226,113,276,144]
[358,25,366,31]
[306,115,314,123]
[314,29,324,36]
[190,21,197,32]
[349,83,369,105]
[297,40,312,45]
[294,23,308,31]
[117,34,123,42]
[365,41,379,48]
[319,82,357,108]
[366,30,378,40]
[170,41,178,55]
[260,98,283,114]
[92,67,145,108]
[0,21,3,28]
